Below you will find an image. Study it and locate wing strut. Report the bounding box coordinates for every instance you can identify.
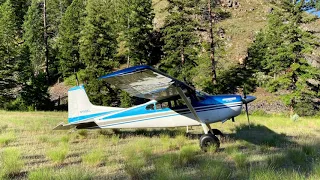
[176,87,212,134]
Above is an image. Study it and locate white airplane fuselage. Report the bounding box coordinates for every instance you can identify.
[94,96,243,129]
[66,85,252,129]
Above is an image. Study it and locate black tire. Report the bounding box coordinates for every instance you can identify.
[199,134,220,152]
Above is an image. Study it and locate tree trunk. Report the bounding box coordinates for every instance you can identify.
[43,0,50,84]
[181,47,185,65]
[127,15,130,67]
[208,0,217,84]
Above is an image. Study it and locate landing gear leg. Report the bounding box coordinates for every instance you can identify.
[211,129,224,137]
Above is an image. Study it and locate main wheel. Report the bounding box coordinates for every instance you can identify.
[199,134,220,152]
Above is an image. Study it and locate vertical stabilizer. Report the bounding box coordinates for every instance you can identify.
[68,85,92,123]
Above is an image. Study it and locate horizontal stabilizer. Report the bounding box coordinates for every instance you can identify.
[53,122,76,130]
[53,121,100,130]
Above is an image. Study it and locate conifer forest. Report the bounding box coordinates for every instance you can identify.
[0,0,319,116]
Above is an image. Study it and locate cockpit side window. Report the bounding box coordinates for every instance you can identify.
[196,91,207,101]
[156,101,169,109]
[146,104,154,110]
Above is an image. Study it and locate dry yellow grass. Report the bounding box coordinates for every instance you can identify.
[0,110,319,179]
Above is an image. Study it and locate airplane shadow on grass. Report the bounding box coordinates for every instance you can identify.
[227,124,320,178]
[229,124,293,147]
[112,124,320,178]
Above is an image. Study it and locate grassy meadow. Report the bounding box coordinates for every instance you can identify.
[0,110,320,179]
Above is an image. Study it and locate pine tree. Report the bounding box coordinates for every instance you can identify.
[0,0,19,103]
[248,0,320,115]
[58,0,85,78]
[160,0,200,82]
[124,0,154,65]
[21,0,53,110]
[23,0,45,75]
[79,0,119,105]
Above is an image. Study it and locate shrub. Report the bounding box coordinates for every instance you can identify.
[0,148,24,178]
[3,98,29,111]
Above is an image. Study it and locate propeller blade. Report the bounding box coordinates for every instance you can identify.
[245,102,251,129]
[243,85,251,129]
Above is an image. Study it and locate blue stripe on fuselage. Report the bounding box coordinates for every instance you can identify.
[68,95,242,123]
[68,111,117,123]
[99,104,242,128]
[101,102,241,121]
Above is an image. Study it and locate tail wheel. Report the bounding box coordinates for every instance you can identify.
[200,134,220,152]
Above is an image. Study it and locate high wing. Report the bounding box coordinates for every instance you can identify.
[99,65,196,100]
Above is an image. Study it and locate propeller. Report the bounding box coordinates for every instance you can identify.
[243,85,251,129]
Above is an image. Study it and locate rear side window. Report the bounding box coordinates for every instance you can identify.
[146,104,154,110]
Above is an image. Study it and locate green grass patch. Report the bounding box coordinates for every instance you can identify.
[249,167,304,180]
[46,144,69,164]
[0,124,8,133]
[287,148,307,167]
[0,147,24,178]
[122,138,153,179]
[82,149,105,166]
[177,145,198,166]
[28,167,94,180]
[200,159,232,179]
[0,111,319,179]
[38,135,49,143]
[233,152,248,169]
[0,131,16,147]
[77,129,88,138]
[110,134,120,145]
[153,153,178,179]
[172,134,188,149]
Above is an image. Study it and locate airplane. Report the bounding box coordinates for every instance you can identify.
[54,65,256,151]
